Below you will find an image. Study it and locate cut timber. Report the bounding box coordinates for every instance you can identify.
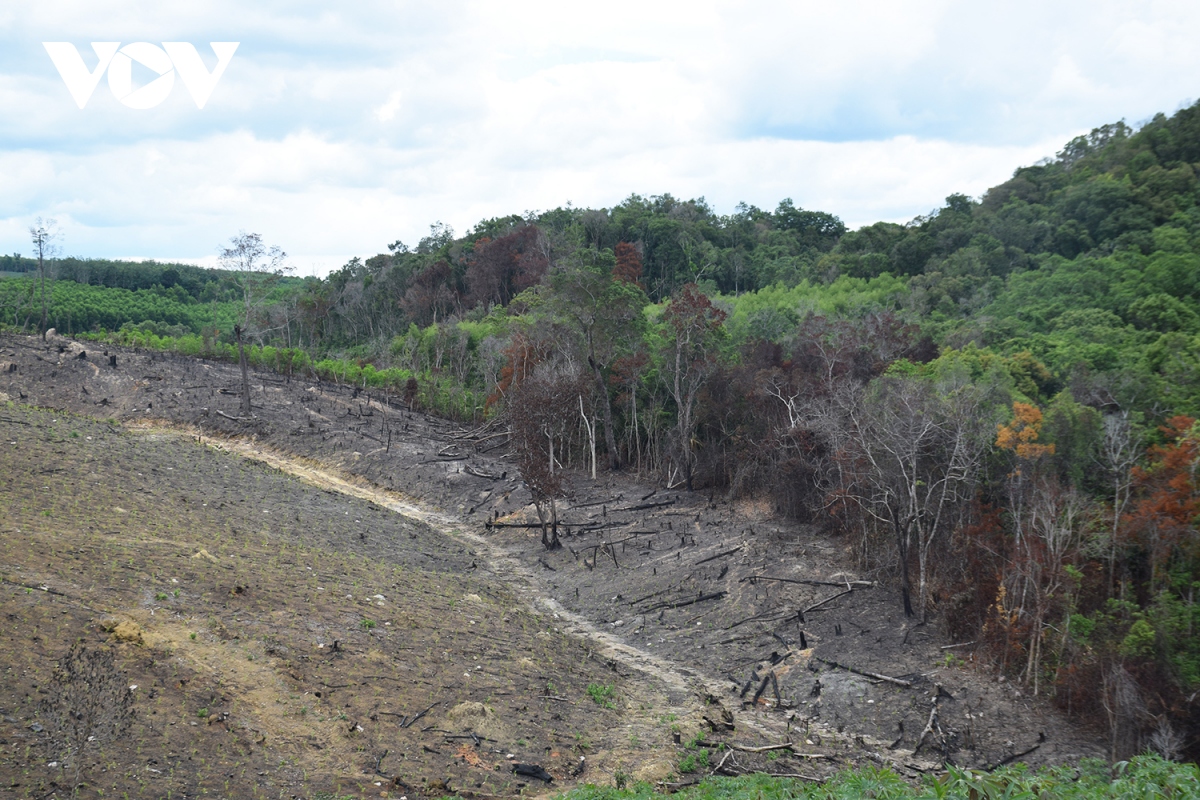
[695,545,745,565]
[813,657,913,688]
[741,575,875,589]
[804,585,855,613]
[730,742,794,753]
[641,591,726,613]
[621,499,676,512]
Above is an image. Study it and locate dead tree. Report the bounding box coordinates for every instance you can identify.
[29,218,60,340]
[849,368,1002,619]
[508,371,583,550]
[218,231,292,416]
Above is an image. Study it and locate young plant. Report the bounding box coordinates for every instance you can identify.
[586,682,616,709]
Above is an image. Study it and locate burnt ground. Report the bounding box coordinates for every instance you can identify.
[0,332,1107,796]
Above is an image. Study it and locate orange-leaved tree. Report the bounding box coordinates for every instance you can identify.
[1125,416,1199,592]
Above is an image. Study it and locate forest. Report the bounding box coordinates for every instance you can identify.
[5,100,1200,759]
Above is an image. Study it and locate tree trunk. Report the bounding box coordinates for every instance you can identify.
[589,356,620,470]
[235,325,252,416]
[38,250,47,340]
[580,395,597,480]
[892,510,915,618]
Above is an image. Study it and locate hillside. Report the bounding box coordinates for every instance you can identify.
[3,100,1200,767]
[1,331,1111,798]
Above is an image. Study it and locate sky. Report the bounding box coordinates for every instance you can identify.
[1,1,1198,277]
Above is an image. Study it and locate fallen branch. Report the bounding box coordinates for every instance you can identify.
[620,499,676,512]
[763,772,821,781]
[726,607,795,630]
[740,575,874,588]
[641,591,726,613]
[627,587,673,606]
[709,748,735,777]
[804,586,854,613]
[729,742,794,753]
[813,657,913,688]
[216,409,254,422]
[940,641,975,650]
[696,545,745,565]
[912,688,941,756]
[570,495,623,509]
[400,702,438,729]
[986,742,1041,770]
[463,465,502,480]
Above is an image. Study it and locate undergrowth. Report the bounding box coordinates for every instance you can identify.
[548,755,1200,800]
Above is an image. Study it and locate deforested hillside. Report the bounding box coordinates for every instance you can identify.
[4,100,1200,764]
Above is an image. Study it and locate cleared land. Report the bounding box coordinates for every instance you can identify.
[0,333,1108,798]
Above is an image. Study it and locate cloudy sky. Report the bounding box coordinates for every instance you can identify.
[1,1,1198,275]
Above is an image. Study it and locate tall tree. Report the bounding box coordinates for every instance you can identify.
[551,249,649,471]
[400,261,457,327]
[466,226,550,309]
[217,231,291,415]
[854,367,1003,618]
[29,217,60,340]
[508,369,583,550]
[660,283,727,490]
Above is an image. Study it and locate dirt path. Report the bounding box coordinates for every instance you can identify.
[157,424,705,699]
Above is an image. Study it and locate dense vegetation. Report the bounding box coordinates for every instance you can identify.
[554,756,1199,800]
[6,101,1200,762]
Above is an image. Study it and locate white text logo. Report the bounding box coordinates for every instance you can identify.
[43,42,239,109]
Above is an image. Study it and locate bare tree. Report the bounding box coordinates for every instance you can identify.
[508,369,583,549]
[1100,411,1142,588]
[29,217,60,340]
[851,369,1001,618]
[217,231,291,415]
[660,284,726,490]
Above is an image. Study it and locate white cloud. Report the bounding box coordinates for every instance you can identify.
[2,1,1198,271]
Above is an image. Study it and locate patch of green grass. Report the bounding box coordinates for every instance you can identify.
[360,618,376,630]
[552,755,1200,800]
[586,682,616,709]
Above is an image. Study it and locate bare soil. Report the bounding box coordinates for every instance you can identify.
[0,333,1106,798]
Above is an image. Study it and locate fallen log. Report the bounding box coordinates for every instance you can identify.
[804,583,858,613]
[741,575,875,588]
[987,742,1042,770]
[621,499,676,512]
[641,591,726,613]
[813,657,913,688]
[463,465,502,480]
[696,545,745,565]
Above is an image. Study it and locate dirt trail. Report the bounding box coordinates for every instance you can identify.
[144,423,738,709]
[133,423,976,778]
